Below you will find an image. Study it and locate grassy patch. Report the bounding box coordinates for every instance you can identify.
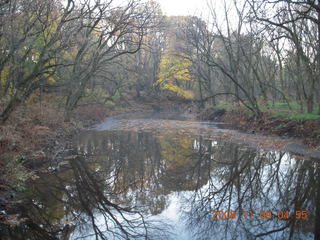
[267,101,319,113]
[272,112,320,120]
[268,101,301,110]
[213,100,320,120]
[214,100,235,110]
[265,101,320,120]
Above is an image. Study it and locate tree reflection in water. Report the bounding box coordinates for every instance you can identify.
[1,129,319,240]
[1,142,171,240]
[182,137,319,240]
[74,130,320,239]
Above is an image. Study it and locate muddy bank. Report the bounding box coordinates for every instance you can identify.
[198,108,320,149]
[0,99,111,225]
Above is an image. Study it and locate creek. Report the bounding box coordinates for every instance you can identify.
[1,112,319,240]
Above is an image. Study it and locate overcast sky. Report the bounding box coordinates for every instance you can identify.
[156,0,210,17]
[155,0,244,31]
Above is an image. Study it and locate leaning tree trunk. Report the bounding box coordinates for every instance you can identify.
[64,85,86,122]
[0,95,23,124]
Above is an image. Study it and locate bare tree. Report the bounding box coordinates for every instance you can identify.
[183,0,269,117]
[248,0,320,113]
[0,0,77,123]
[61,0,160,121]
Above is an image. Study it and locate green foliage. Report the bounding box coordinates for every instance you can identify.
[275,123,286,129]
[112,89,122,101]
[105,100,116,108]
[2,155,33,191]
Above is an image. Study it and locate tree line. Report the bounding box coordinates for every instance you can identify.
[0,0,319,123]
[0,0,162,123]
[180,0,320,117]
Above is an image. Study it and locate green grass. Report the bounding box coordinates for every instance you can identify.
[266,101,320,120]
[272,112,320,120]
[214,100,246,111]
[267,101,320,112]
[213,100,320,120]
[269,101,302,110]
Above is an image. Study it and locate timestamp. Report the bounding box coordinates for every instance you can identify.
[210,210,309,220]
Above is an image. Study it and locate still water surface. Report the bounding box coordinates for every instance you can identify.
[1,112,319,240]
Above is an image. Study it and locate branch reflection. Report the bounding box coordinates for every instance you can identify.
[1,129,318,240]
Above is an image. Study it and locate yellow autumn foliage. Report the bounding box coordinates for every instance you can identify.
[159,133,193,168]
[156,51,193,99]
[0,66,10,85]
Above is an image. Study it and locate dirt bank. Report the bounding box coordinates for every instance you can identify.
[199,107,320,149]
[0,97,111,224]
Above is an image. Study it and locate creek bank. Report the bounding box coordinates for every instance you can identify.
[0,101,111,225]
[198,107,320,149]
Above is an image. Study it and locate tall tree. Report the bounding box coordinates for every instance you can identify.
[0,0,75,123]
[249,0,320,113]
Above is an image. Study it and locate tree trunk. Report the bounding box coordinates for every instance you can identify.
[198,79,204,109]
[235,84,239,104]
[136,80,141,98]
[64,86,85,122]
[307,97,314,113]
[64,109,71,122]
[0,96,22,124]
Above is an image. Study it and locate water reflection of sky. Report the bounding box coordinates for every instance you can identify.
[1,114,319,240]
[69,129,320,239]
[71,127,318,239]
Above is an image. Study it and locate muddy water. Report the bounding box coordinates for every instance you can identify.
[1,112,320,240]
